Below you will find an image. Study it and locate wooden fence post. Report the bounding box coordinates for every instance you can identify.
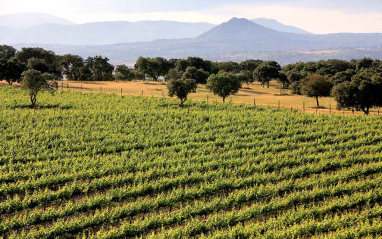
[254,98,256,107]
[303,102,305,113]
[329,104,331,114]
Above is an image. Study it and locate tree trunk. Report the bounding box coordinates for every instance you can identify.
[223,97,226,103]
[363,107,370,115]
[267,81,270,88]
[31,95,37,108]
[316,97,320,107]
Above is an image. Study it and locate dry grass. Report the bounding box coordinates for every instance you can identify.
[2,80,381,116]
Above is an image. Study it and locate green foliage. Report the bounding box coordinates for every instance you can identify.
[183,66,210,84]
[0,45,24,85]
[0,58,25,85]
[291,81,302,95]
[27,58,50,73]
[0,45,16,59]
[0,89,382,238]
[206,71,242,102]
[239,59,263,72]
[134,57,171,81]
[16,47,62,79]
[333,69,355,85]
[85,56,114,81]
[165,68,183,81]
[332,71,382,115]
[20,70,55,108]
[253,61,281,88]
[114,65,136,81]
[167,78,197,106]
[214,61,241,74]
[60,54,86,81]
[278,71,289,89]
[300,74,334,107]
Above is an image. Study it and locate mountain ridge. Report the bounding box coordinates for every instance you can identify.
[5,17,382,65]
[1,20,215,45]
[0,13,73,29]
[251,18,311,34]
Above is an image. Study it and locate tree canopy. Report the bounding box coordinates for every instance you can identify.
[300,74,333,107]
[86,56,114,81]
[21,69,55,108]
[114,65,136,81]
[167,79,197,106]
[253,61,281,88]
[206,71,242,103]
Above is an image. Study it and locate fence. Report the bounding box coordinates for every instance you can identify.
[59,82,381,116]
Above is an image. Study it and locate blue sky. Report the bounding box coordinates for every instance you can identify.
[1,0,382,33]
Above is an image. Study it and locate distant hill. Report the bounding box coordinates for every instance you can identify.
[251,18,310,34]
[195,18,313,52]
[0,26,15,42]
[2,20,215,45]
[197,17,281,41]
[9,17,382,65]
[0,13,73,29]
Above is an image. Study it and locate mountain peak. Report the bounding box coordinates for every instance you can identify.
[197,17,280,41]
[226,17,254,25]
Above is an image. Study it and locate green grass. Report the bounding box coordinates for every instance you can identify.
[0,87,382,238]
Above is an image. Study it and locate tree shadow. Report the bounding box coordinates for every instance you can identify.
[240,89,270,95]
[11,104,73,110]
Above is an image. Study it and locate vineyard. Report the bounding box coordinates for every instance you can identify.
[0,87,382,238]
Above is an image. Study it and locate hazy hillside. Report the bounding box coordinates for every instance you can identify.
[197,18,281,41]
[0,13,73,28]
[2,20,215,45]
[0,14,314,45]
[0,14,321,45]
[10,18,382,64]
[251,18,310,34]
[0,26,15,42]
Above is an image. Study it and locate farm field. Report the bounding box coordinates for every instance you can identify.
[1,87,382,238]
[2,80,380,115]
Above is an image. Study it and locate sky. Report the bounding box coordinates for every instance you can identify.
[1,0,382,34]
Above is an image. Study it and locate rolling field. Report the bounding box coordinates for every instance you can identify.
[1,87,382,238]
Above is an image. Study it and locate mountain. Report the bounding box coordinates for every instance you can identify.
[0,13,73,29]
[197,17,281,41]
[9,18,382,65]
[251,18,310,34]
[195,18,314,52]
[0,26,15,42]
[2,21,215,45]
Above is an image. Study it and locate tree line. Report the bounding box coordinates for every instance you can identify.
[0,44,381,114]
[133,56,382,114]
